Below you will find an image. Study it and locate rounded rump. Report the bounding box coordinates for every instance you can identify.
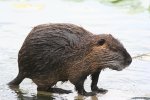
[18,23,93,75]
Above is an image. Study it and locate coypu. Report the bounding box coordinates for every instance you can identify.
[8,23,132,96]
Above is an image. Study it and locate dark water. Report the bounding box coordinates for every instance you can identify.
[0,0,150,100]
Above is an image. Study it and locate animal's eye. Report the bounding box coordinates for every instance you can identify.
[97,39,105,46]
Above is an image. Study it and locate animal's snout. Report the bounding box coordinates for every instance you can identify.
[123,50,132,66]
[126,57,132,65]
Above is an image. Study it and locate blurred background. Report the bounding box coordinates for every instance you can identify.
[0,0,150,100]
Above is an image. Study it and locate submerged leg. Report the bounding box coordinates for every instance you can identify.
[91,70,108,94]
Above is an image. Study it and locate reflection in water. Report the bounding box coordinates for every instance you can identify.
[9,85,100,100]
[9,85,54,100]
[75,95,98,100]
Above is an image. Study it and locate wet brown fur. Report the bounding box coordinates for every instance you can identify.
[8,23,132,96]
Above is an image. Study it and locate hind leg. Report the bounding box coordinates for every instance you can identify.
[35,79,72,94]
[91,70,108,94]
[37,85,72,94]
[32,74,72,94]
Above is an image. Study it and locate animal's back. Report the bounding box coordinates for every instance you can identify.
[18,23,92,76]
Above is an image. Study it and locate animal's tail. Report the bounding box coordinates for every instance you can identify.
[8,73,25,86]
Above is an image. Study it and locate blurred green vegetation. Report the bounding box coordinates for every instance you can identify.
[65,0,150,14]
[64,0,85,2]
[0,0,149,13]
[98,0,148,13]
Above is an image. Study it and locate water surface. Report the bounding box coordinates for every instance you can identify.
[0,0,150,100]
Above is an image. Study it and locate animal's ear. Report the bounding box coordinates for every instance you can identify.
[97,39,105,46]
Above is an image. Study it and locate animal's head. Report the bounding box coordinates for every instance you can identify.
[89,34,132,71]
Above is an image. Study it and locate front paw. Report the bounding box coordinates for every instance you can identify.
[92,87,108,94]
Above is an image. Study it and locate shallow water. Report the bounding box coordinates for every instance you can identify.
[0,0,150,100]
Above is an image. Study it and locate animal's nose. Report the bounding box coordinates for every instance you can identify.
[127,57,132,65]
[123,50,132,65]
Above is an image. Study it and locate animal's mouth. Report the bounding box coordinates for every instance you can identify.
[108,60,131,71]
[116,67,124,71]
[114,67,122,71]
[110,66,124,71]
[114,64,131,71]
